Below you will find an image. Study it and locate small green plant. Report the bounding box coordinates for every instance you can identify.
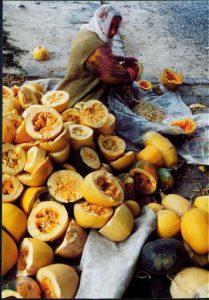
[3,26,28,73]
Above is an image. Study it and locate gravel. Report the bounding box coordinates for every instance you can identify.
[159,0,209,49]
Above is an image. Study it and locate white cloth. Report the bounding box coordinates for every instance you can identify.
[80,4,121,46]
[75,206,156,299]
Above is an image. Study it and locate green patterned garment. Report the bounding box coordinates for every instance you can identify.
[57,29,109,107]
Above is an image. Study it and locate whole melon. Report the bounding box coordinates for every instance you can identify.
[139,238,189,276]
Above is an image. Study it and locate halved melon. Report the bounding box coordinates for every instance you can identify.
[68,124,93,151]
[97,113,116,135]
[26,82,45,94]
[2,144,26,175]
[2,174,24,203]
[18,141,41,151]
[54,219,88,259]
[73,101,86,111]
[47,170,83,203]
[129,160,158,194]
[98,134,126,161]
[2,119,17,144]
[22,104,43,119]
[81,170,124,207]
[23,81,45,101]
[138,80,152,91]
[41,90,70,113]
[24,146,46,173]
[3,85,15,99]
[3,112,23,143]
[36,264,79,298]
[61,108,82,124]
[160,68,183,90]
[15,120,34,144]
[110,151,135,170]
[25,105,63,141]
[39,128,69,152]
[22,87,42,104]
[169,118,197,135]
[49,143,70,163]
[11,85,20,98]
[3,97,22,115]
[98,163,112,173]
[27,201,69,242]
[74,200,113,228]
[18,85,38,109]
[3,86,22,114]
[20,186,48,215]
[117,173,135,200]
[2,290,23,298]
[71,146,101,176]
[99,203,134,241]
[81,99,109,129]
[17,157,53,187]
[17,237,54,277]
[3,110,23,129]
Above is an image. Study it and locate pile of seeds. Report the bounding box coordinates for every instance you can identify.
[132,100,166,123]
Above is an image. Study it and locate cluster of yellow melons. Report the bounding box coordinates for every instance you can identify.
[147,193,209,255]
[145,192,209,299]
[74,169,140,242]
[2,80,208,299]
[2,82,143,298]
[136,131,178,168]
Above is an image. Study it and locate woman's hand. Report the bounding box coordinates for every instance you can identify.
[121,58,139,74]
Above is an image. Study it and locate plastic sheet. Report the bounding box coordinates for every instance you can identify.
[107,87,209,165]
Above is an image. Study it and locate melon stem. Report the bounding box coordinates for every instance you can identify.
[166,274,174,281]
[160,191,166,199]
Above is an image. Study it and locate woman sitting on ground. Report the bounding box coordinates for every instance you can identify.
[57,4,140,108]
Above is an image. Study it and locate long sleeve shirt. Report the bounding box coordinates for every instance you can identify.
[85,46,133,85]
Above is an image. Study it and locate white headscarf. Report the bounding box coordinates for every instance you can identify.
[80,4,122,46]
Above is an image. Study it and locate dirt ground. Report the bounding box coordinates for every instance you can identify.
[106,1,208,81]
[3,74,39,88]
